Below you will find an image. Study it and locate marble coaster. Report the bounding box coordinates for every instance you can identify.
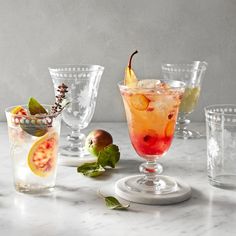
[58,155,96,167]
[115,175,191,205]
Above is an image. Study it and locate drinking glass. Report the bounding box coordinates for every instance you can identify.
[162,61,207,139]
[205,104,236,188]
[49,65,104,162]
[5,105,61,193]
[118,79,185,194]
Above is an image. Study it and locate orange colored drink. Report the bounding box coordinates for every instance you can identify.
[120,80,183,161]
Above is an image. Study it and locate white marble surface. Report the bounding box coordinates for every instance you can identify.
[1,122,236,236]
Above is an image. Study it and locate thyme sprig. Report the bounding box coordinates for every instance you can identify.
[51,83,69,115]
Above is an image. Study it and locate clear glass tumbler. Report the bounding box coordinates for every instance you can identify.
[205,104,236,189]
[162,61,207,139]
[5,105,61,193]
[49,65,104,162]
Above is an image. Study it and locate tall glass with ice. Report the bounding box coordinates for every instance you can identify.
[5,105,61,193]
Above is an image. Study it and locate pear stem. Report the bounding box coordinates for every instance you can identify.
[128,50,138,69]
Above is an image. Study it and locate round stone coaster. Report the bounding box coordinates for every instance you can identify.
[115,175,191,205]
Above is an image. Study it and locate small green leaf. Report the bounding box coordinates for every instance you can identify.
[104,196,130,210]
[77,162,105,177]
[28,97,48,115]
[97,144,120,168]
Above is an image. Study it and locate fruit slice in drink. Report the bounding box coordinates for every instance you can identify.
[11,106,27,125]
[11,106,27,115]
[28,132,58,177]
[130,94,150,110]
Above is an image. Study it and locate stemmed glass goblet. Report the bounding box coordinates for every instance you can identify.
[116,79,185,201]
[49,65,104,165]
[162,61,207,139]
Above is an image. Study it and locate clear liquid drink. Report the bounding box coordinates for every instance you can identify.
[5,105,61,193]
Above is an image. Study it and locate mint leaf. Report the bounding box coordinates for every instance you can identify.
[97,144,120,168]
[103,196,130,210]
[28,97,48,115]
[77,162,105,177]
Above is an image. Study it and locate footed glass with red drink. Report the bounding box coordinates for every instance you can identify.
[118,78,185,194]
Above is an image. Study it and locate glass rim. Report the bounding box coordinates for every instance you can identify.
[118,78,186,91]
[48,64,105,73]
[5,104,60,118]
[204,104,236,117]
[161,61,208,72]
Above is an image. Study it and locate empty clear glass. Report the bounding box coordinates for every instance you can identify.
[49,65,104,162]
[162,61,207,139]
[205,105,236,189]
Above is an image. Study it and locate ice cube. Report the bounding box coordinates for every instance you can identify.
[137,79,161,89]
[150,94,175,114]
[156,81,171,91]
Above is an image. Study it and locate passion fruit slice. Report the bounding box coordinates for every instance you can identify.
[28,132,58,177]
[130,94,150,110]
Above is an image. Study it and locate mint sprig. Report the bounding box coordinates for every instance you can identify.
[97,144,120,168]
[77,144,120,177]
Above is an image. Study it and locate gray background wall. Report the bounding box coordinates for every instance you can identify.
[1,0,236,122]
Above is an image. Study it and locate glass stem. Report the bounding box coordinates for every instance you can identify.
[139,160,163,184]
[67,129,86,153]
[177,113,190,131]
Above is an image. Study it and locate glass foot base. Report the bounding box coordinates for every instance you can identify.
[15,182,54,194]
[175,129,202,139]
[125,175,177,194]
[58,145,96,166]
[209,175,236,189]
[58,155,96,166]
[115,175,191,205]
[59,145,89,158]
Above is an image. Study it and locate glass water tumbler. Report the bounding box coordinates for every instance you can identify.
[205,105,236,189]
[49,65,104,158]
[5,105,61,193]
[162,61,207,139]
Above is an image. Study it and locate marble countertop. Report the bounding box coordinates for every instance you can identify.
[1,122,236,236]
